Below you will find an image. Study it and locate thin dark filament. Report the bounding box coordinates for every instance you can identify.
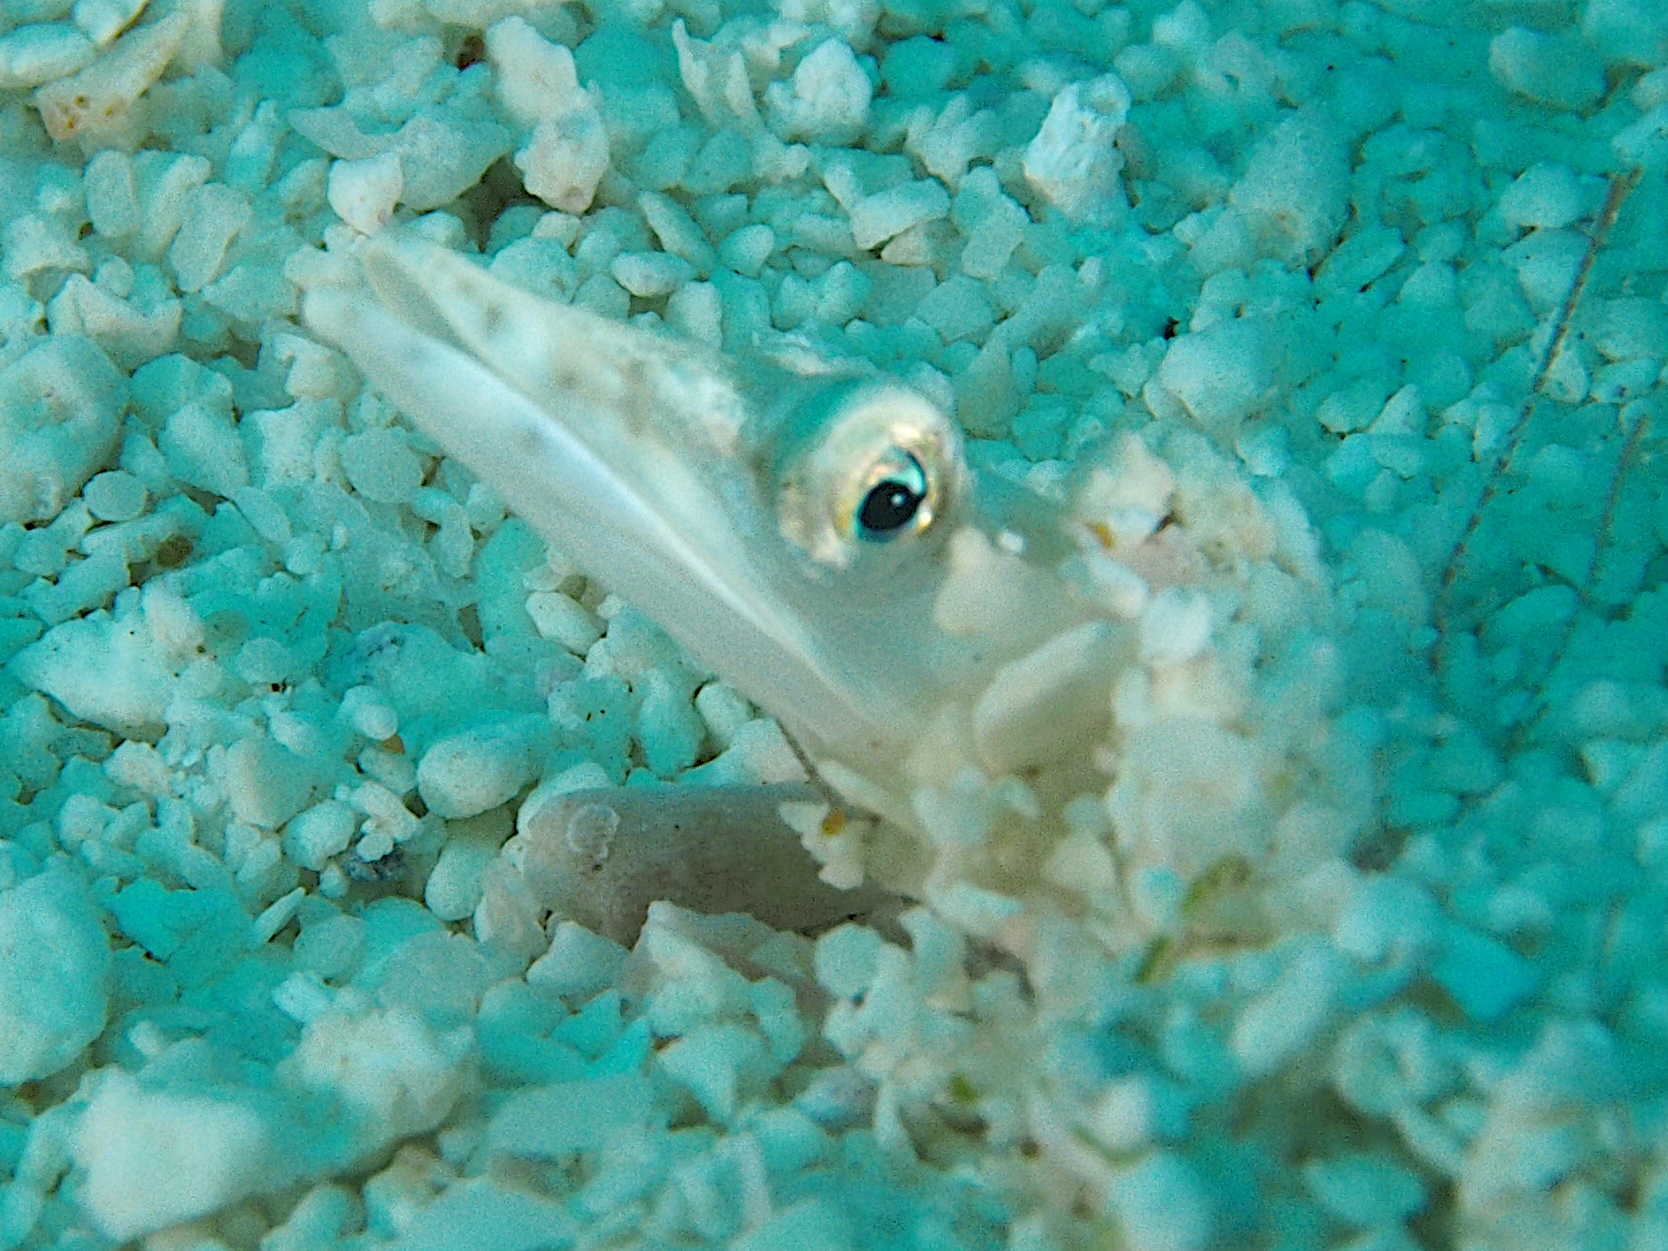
[1510,407,1652,750]
[1436,166,1642,633]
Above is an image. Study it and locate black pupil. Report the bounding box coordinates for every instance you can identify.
[858,479,922,536]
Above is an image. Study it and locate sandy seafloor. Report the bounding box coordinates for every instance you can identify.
[0,0,1666,1246]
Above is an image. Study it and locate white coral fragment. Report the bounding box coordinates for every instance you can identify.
[72,1071,274,1241]
[486,16,610,213]
[1023,73,1132,225]
[32,9,186,143]
[327,152,404,236]
[0,22,95,90]
[0,335,127,525]
[766,37,872,144]
[0,871,109,1085]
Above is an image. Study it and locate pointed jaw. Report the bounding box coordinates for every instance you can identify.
[301,233,935,780]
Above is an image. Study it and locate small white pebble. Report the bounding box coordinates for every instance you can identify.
[232,485,292,543]
[952,166,1026,280]
[1156,319,1276,435]
[159,401,249,499]
[925,880,1024,940]
[0,336,126,526]
[915,274,994,343]
[327,152,404,236]
[694,681,751,748]
[814,923,884,1000]
[717,223,774,277]
[73,1070,272,1240]
[1430,924,1538,1022]
[279,1000,471,1154]
[1302,1150,1427,1227]
[0,22,94,89]
[339,685,399,741]
[1084,1075,1189,1152]
[340,427,424,505]
[317,862,349,899]
[1106,1152,1212,1251]
[766,37,872,144]
[527,921,629,1001]
[84,148,139,238]
[283,799,359,872]
[262,1185,356,1251]
[220,736,312,829]
[657,1022,764,1122]
[21,548,129,626]
[11,613,173,735]
[1489,26,1603,111]
[32,11,189,143]
[71,0,145,47]
[0,870,109,1084]
[636,669,702,776]
[667,279,723,346]
[293,914,366,981]
[1138,588,1212,665]
[1227,111,1349,264]
[639,191,718,275]
[354,828,394,862]
[525,590,602,654]
[83,470,147,521]
[417,719,542,820]
[848,180,950,251]
[424,814,510,923]
[1334,875,1441,964]
[1496,162,1585,230]
[253,886,307,944]
[233,637,292,687]
[516,112,610,215]
[167,182,250,294]
[1230,945,1344,1077]
[1023,73,1132,225]
[104,739,171,795]
[609,251,695,297]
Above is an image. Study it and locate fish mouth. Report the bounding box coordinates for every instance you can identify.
[300,230,947,786]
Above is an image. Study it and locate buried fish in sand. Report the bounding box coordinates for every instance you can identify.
[304,225,1369,967]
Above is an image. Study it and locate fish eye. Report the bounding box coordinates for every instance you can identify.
[774,383,960,569]
[852,448,930,541]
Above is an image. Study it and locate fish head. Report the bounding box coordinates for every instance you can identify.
[303,230,1087,840]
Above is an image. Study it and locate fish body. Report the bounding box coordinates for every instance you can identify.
[304,228,1358,959]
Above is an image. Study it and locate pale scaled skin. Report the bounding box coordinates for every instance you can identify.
[302,228,1366,965]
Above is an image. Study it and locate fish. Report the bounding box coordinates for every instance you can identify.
[303,227,1368,966]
